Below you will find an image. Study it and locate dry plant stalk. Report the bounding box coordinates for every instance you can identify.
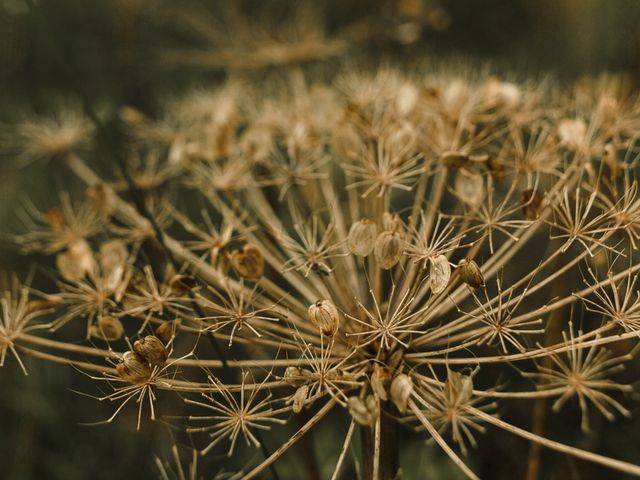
[2,68,640,479]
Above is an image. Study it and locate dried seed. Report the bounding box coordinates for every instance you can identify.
[454,169,484,207]
[168,274,198,295]
[90,315,124,341]
[390,374,413,414]
[133,335,168,367]
[441,151,469,169]
[155,319,181,345]
[308,300,340,336]
[348,218,377,257]
[292,385,309,413]
[429,254,451,294]
[374,231,404,269]
[382,212,403,234]
[459,259,484,289]
[117,351,151,384]
[347,395,379,427]
[230,244,264,280]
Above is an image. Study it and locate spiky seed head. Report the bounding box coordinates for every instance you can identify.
[390,373,413,414]
[133,335,168,367]
[348,218,377,257]
[459,259,484,289]
[308,300,340,336]
[374,231,404,269]
[117,351,151,384]
[229,243,264,280]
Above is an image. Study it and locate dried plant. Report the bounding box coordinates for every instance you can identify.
[2,68,640,480]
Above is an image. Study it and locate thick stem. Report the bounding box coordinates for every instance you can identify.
[361,402,398,480]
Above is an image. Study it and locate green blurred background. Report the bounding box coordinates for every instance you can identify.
[1,1,640,479]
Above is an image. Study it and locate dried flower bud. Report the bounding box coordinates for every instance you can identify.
[454,169,484,207]
[521,188,543,220]
[291,385,309,413]
[308,300,340,336]
[429,254,451,294]
[347,395,379,427]
[441,151,469,169]
[371,364,392,401]
[133,335,167,367]
[348,218,377,257]
[155,319,181,345]
[390,374,413,414]
[230,244,264,280]
[374,231,404,269]
[168,274,198,295]
[90,315,124,341]
[117,351,151,384]
[458,259,484,289]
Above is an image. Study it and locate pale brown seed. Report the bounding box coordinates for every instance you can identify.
[133,335,168,367]
[459,259,484,289]
[374,231,404,269]
[348,218,377,257]
[117,351,151,384]
[454,169,484,207]
[371,364,392,401]
[292,385,309,413]
[230,244,264,280]
[155,319,181,345]
[347,395,379,427]
[390,374,413,414]
[90,315,125,341]
[168,274,198,295]
[441,151,469,169]
[429,254,451,294]
[308,300,340,336]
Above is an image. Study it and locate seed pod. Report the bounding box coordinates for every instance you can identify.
[230,244,264,280]
[284,366,305,386]
[521,188,543,220]
[348,218,377,257]
[90,315,124,341]
[429,254,451,294]
[347,395,379,427]
[308,300,340,336]
[56,240,96,282]
[155,319,181,345]
[458,259,484,289]
[371,364,392,401]
[382,212,403,234]
[441,151,469,169]
[133,335,167,367]
[454,169,484,207]
[168,274,198,295]
[291,385,309,413]
[117,351,151,384]
[374,231,404,269]
[390,374,413,414]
